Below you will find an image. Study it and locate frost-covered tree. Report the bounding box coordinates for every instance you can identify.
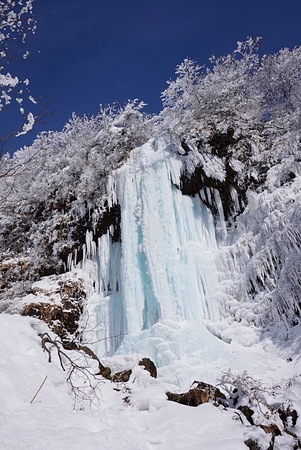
[259,46,301,130]
[161,38,262,138]
[0,100,152,282]
[0,0,36,149]
[160,38,301,213]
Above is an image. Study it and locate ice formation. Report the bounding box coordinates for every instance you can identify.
[76,136,233,370]
[76,138,296,385]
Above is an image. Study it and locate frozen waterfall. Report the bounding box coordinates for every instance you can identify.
[80,137,226,372]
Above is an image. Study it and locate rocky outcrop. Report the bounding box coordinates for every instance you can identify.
[61,202,121,266]
[74,348,157,384]
[166,377,300,450]
[111,370,132,383]
[22,279,85,348]
[167,381,226,407]
[179,128,269,224]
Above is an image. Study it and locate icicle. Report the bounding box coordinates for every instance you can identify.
[67,253,73,272]
[199,188,207,203]
[213,189,227,241]
[85,230,96,259]
[106,174,117,208]
[230,186,240,215]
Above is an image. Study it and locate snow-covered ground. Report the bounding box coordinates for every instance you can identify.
[0,313,245,450]
[1,311,300,450]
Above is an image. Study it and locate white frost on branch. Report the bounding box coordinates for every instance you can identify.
[0,73,19,87]
[0,0,36,137]
[16,112,35,136]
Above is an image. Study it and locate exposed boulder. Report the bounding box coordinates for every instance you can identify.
[244,438,261,450]
[167,381,226,407]
[139,357,157,378]
[167,389,209,407]
[111,370,132,383]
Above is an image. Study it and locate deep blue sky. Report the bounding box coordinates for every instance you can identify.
[2,0,301,152]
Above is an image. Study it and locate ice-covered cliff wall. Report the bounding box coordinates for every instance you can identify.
[76,131,301,383]
[79,137,228,365]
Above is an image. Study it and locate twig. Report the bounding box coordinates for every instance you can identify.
[30,375,48,404]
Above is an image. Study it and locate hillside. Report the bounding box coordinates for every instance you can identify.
[1,39,301,449]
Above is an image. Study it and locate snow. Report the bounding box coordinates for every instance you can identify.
[0,313,250,450]
[1,310,300,449]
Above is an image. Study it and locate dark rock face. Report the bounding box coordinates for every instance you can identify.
[179,129,269,223]
[66,202,121,265]
[208,128,239,157]
[139,358,157,378]
[1,201,121,293]
[44,202,121,275]
[180,162,247,222]
[167,381,226,407]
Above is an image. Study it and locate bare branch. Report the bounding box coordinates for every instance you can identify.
[39,332,105,410]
